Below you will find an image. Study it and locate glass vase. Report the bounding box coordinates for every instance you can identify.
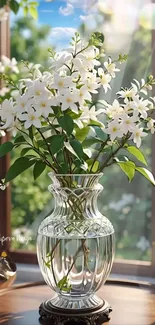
[37,173,115,321]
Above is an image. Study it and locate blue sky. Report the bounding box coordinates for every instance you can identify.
[36,0,97,49]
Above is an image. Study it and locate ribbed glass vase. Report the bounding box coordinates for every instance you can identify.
[37,173,115,311]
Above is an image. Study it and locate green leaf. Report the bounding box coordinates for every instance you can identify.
[33,161,46,180]
[135,167,155,186]
[58,115,74,136]
[10,0,20,14]
[70,139,83,160]
[0,142,14,158]
[50,135,64,155]
[20,147,32,156]
[117,161,135,182]
[89,120,103,127]
[14,135,26,144]
[87,159,99,172]
[75,127,89,142]
[5,157,36,183]
[93,126,108,141]
[29,1,39,6]
[57,276,72,292]
[58,162,69,174]
[23,6,28,15]
[64,142,80,159]
[0,0,7,8]
[126,146,147,166]
[28,6,38,19]
[83,138,102,147]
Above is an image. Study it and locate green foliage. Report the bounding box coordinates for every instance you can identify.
[0,142,14,157]
[126,146,147,166]
[11,17,51,66]
[70,139,83,160]
[75,127,90,142]
[135,167,155,186]
[33,161,46,180]
[50,135,64,155]
[6,157,36,182]
[9,0,20,14]
[58,115,74,136]
[117,161,135,182]
[57,276,72,292]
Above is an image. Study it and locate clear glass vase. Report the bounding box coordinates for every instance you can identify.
[37,173,115,312]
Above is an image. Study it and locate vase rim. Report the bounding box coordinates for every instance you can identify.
[48,173,103,177]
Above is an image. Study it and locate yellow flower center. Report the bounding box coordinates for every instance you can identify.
[21,102,25,108]
[112,127,117,132]
[35,90,41,96]
[136,132,140,137]
[58,81,64,87]
[41,102,46,108]
[30,115,35,121]
[66,97,72,103]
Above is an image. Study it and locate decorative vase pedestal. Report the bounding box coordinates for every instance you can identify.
[39,298,112,325]
[37,174,115,325]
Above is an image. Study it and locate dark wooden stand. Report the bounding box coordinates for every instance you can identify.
[39,298,112,325]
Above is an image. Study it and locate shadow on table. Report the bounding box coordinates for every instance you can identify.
[0,311,107,325]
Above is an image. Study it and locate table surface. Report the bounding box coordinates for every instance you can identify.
[0,281,154,325]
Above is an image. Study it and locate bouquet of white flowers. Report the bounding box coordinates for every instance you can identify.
[0,32,155,187]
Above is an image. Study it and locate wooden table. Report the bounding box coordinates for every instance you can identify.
[0,281,154,325]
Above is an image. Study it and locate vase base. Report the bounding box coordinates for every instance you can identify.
[39,298,112,325]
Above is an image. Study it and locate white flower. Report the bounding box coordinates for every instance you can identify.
[147,119,155,134]
[104,58,120,78]
[7,119,21,137]
[0,9,8,22]
[0,62,4,73]
[10,58,19,74]
[120,113,138,133]
[72,58,87,77]
[19,107,41,129]
[35,96,54,118]
[104,99,123,118]
[105,120,123,141]
[77,86,92,106]
[98,68,111,93]
[14,94,31,114]
[117,88,137,99]
[1,55,10,67]
[60,89,78,113]
[28,80,50,102]
[86,73,99,94]
[131,125,147,148]
[77,46,101,70]
[51,52,72,70]
[51,74,74,91]
[80,105,104,124]
[0,87,10,97]
[0,99,15,129]
[131,96,150,119]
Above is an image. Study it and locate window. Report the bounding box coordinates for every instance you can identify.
[0,0,155,277]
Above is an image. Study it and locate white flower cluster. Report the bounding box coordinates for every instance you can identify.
[0,34,154,149]
[0,55,19,98]
[0,38,119,137]
[103,79,155,147]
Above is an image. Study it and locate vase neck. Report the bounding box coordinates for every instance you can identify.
[48,174,103,221]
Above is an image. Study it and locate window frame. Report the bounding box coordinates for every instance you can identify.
[0,13,155,278]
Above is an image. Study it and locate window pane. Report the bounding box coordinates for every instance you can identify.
[10,0,153,261]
